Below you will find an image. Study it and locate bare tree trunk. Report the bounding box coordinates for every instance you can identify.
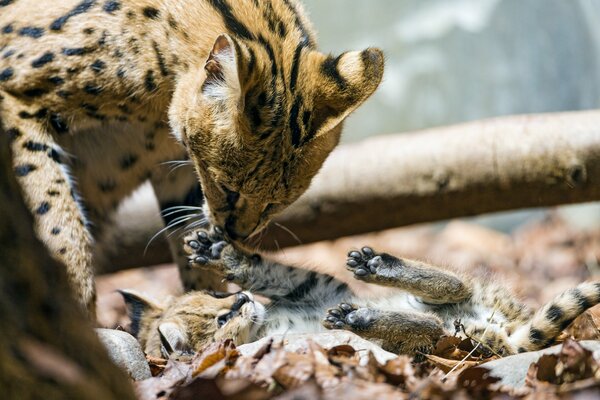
[0,129,135,399]
[100,110,600,271]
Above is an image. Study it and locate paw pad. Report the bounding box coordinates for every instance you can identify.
[185,228,228,265]
[323,303,357,330]
[346,247,380,278]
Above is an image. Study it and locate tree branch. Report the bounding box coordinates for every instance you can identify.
[100,110,600,271]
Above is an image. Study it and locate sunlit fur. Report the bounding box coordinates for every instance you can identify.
[0,0,383,310]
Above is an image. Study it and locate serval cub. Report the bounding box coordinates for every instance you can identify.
[122,228,600,358]
[0,0,384,313]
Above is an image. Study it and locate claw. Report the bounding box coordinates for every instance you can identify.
[214,226,224,235]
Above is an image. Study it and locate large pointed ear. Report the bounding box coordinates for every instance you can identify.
[118,289,162,338]
[202,34,243,105]
[158,322,191,356]
[311,48,384,139]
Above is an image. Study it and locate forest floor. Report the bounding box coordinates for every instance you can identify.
[97,211,600,399]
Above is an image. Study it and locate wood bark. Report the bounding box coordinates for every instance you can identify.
[100,110,600,271]
[0,129,135,399]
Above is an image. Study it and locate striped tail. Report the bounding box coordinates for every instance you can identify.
[509,281,600,353]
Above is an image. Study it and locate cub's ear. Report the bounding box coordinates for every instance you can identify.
[310,48,384,141]
[118,289,162,338]
[202,34,244,105]
[158,322,191,356]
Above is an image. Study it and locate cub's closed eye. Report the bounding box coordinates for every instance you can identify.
[217,312,233,327]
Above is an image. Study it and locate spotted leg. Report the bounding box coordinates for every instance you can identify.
[2,91,95,314]
[323,303,444,355]
[346,247,472,304]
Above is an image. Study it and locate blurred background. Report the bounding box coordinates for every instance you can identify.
[303,0,600,231]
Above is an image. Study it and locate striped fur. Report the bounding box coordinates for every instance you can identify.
[123,230,600,357]
[509,282,600,352]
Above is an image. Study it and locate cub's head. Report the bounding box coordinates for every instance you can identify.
[119,290,264,358]
[169,34,384,240]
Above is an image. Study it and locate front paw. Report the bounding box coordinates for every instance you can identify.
[323,303,357,330]
[184,227,230,269]
[346,246,382,281]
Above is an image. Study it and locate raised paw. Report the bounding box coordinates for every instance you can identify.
[183,227,230,267]
[322,303,357,330]
[346,246,383,280]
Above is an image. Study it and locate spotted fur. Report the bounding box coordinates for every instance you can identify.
[0,0,384,312]
[122,229,600,357]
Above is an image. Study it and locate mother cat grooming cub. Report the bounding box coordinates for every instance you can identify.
[0,0,384,313]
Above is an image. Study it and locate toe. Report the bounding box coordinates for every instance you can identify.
[355,268,369,277]
[361,246,374,257]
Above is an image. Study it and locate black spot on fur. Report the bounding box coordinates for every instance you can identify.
[19,27,44,38]
[31,52,54,68]
[208,0,254,40]
[545,305,563,323]
[90,59,106,73]
[81,103,98,113]
[23,87,49,97]
[116,67,126,79]
[529,328,545,344]
[50,0,96,31]
[0,67,13,81]
[152,41,169,76]
[84,83,103,95]
[2,24,13,34]
[19,108,48,119]
[62,47,95,56]
[23,141,48,152]
[0,0,14,7]
[120,154,138,170]
[168,16,178,29]
[51,227,61,235]
[103,0,120,13]
[281,272,318,302]
[15,164,37,177]
[36,201,51,215]
[321,54,348,90]
[56,90,71,99]
[142,6,160,19]
[47,148,62,163]
[47,76,65,85]
[144,70,157,91]
[47,190,60,196]
[290,97,302,147]
[7,127,21,142]
[59,247,67,255]
[290,44,304,92]
[83,27,95,35]
[572,289,592,312]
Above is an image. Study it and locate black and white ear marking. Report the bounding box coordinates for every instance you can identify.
[118,289,161,338]
[202,34,241,102]
[158,322,190,357]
